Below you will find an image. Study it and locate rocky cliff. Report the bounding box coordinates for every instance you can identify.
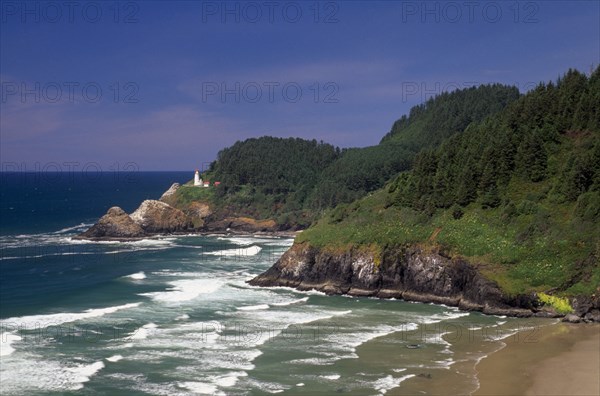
[249,242,600,321]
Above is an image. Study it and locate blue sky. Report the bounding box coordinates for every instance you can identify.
[1,0,598,171]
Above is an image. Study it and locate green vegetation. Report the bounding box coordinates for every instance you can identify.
[300,67,600,297]
[171,184,215,207]
[538,292,574,314]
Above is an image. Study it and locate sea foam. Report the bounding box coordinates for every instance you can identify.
[0,303,141,329]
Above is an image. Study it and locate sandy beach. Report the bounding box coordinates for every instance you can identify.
[475,322,600,396]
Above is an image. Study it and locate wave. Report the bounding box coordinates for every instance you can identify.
[0,302,141,329]
[320,374,341,380]
[270,297,309,307]
[0,251,99,261]
[52,223,94,234]
[205,245,262,257]
[416,310,471,325]
[66,361,105,390]
[309,322,415,363]
[105,355,123,362]
[178,381,225,396]
[372,374,416,395]
[129,323,158,340]
[237,304,270,311]
[139,279,223,303]
[123,271,146,280]
[0,356,106,393]
[217,237,254,246]
[0,333,22,357]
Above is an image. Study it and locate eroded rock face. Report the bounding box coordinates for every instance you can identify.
[130,200,193,233]
[249,243,535,317]
[159,183,180,205]
[74,206,145,240]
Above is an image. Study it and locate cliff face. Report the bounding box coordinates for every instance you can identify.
[250,243,543,317]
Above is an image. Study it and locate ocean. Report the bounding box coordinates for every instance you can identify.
[0,172,551,395]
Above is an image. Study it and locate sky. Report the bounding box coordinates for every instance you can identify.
[1,0,599,171]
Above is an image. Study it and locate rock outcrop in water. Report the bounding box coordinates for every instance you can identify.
[75,200,192,240]
[130,200,193,233]
[76,184,283,240]
[250,243,554,318]
[74,206,146,240]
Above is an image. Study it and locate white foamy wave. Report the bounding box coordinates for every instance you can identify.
[52,223,94,234]
[0,303,141,329]
[263,286,327,296]
[178,381,224,395]
[175,314,190,321]
[416,311,470,325]
[0,251,103,261]
[0,333,22,357]
[67,361,105,390]
[313,323,410,362]
[237,304,270,311]
[372,374,416,395]
[125,238,176,247]
[217,237,254,246]
[124,271,146,280]
[0,356,107,394]
[129,323,158,340]
[205,245,262,257]
[106,355,123,362]
[140,279,223,303]
[287,357,335,366]
[320,374,340,380]
[270,297,309,307]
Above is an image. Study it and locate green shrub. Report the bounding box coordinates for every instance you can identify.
[537,292,573,314]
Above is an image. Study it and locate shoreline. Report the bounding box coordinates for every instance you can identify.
[474,322,600,396]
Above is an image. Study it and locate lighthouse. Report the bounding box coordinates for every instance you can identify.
[194,169,202,186]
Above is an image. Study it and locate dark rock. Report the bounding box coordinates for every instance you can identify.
[584,309,600,322]
[130,200,193,233]
[248,243,535,316]
[562,314,581,323]
[571,295,600,318]
[74,206,145,240]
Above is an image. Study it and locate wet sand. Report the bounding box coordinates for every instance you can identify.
[475,322,600,396]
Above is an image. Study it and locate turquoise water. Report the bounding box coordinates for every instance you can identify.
[0,173,549,395]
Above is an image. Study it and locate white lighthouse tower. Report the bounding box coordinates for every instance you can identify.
[194,169,202,186]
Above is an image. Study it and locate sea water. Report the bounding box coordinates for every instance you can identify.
[0,172,551,395]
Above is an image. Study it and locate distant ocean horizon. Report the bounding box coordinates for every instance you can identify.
[0,172,550,395]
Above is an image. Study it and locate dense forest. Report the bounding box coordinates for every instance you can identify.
[298,67,600,297]
[199,84,521,226]
[390,68,600,214]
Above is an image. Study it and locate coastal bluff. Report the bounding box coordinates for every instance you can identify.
[249,242,600,321]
